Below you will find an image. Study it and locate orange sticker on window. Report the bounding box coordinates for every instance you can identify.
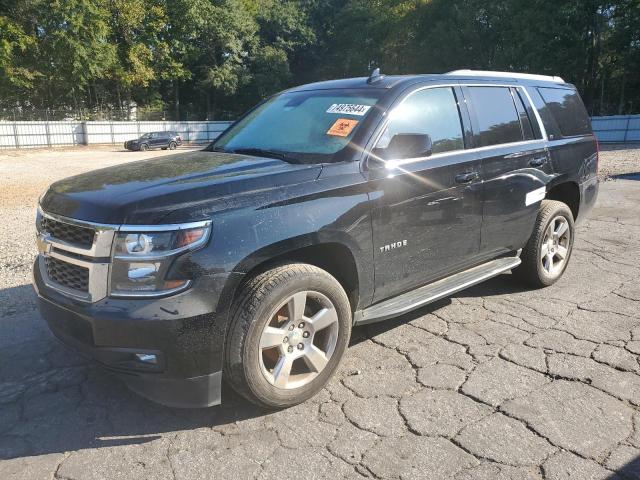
[327,118,359,137]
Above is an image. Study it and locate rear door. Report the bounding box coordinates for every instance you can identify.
[462,85,551,257]
[368,85,483,302]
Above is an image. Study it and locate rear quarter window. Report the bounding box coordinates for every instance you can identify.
[537,87,591,137]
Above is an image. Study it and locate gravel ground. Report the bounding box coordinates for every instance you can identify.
[0,145,200,318]
[0,145,639,479]
[597,145,640,181]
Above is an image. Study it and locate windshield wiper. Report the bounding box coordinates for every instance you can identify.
[228,148,300,163]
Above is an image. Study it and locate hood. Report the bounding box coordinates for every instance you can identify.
[40,151,322,224]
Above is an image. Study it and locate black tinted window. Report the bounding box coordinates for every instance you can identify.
[468,87,523,147]
[538,88,591,137]
[377,87,464,155]
[512,90,535,140]
[215,89,382,161]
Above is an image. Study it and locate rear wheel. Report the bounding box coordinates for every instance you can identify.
[514,200,575,287]
[224,263,352,408]
[169,141,177,150]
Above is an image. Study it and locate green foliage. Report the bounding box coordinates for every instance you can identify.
[0,0,638,116]
[0,15,38,90]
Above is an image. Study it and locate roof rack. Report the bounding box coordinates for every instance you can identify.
[446,69,565,84]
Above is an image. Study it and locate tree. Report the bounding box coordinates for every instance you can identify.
[0,0,639,118]
[0,15,38,98]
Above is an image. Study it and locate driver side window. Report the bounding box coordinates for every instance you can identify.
[377,87,465,155]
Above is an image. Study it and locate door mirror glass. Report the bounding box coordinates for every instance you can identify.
[373,133,433,161]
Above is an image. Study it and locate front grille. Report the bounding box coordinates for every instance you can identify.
[41,217,95,248]
[45,257,90,292]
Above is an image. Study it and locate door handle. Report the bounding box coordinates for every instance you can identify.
[455,172,479,184]
[529,157,547,168]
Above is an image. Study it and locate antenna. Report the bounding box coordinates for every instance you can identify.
[367,67,384,84]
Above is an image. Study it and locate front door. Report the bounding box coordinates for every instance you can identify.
[368,86,483,303]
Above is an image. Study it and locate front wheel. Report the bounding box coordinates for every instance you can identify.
[514,200,575,288]
[224,263,352,409]
[139,143,148,151]
[169,141,177,150]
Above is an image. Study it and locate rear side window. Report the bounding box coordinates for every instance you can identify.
[467,87,523,147]
[377,87,464,155]
[512,90,535,140]
[537,87,591,137]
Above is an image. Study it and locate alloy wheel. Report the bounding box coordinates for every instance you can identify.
[540,215,571,276]
[258,290,339,390]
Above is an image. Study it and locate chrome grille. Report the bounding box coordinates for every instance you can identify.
[37,209,117,302]
[45,257,89,292]
[40,216,95,247]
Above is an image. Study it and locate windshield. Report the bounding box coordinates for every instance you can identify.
[211,89,383,163]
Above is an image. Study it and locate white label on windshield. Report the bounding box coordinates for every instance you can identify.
[326,104,371,116]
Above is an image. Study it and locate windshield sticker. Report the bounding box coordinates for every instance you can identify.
[327,118,359,137]
[326,104,371,116]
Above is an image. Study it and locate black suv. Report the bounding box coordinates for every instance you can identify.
[34,70,599,408]
[124,131,182,151]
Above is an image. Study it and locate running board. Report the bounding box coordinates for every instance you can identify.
[354,256,521,326]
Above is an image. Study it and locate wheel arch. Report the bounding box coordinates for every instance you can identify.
[232,238,364,314]
[546,180,580,221]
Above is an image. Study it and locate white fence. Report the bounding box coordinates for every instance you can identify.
[2,115,639,149]
[0,121,234,149]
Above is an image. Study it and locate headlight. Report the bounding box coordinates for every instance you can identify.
[109,223,211,297]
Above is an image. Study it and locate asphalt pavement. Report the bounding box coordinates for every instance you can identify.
[0,149,639,479]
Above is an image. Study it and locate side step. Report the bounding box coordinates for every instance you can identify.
[354,256,521,326]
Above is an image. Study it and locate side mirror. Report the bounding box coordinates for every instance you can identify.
[372,133,433,161]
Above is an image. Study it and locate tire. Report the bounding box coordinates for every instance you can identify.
[169,141,177,150]
[140,143,148,151]
[224,263,352,409]
[514,200,575,288]
[161,147,167,150]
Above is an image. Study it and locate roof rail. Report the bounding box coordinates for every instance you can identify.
[446,69,565,84]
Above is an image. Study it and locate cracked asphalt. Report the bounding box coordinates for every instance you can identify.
[1,146,640,479]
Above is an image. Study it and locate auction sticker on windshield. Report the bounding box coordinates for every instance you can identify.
[326,104,371,116]
[327,119,359,137]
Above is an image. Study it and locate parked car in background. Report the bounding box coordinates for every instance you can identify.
[35,70,598,409]
[124,131,182,151]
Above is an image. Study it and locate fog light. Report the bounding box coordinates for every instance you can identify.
[135,353,158,364]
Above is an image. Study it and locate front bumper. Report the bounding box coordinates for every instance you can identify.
[33,262,239,408]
